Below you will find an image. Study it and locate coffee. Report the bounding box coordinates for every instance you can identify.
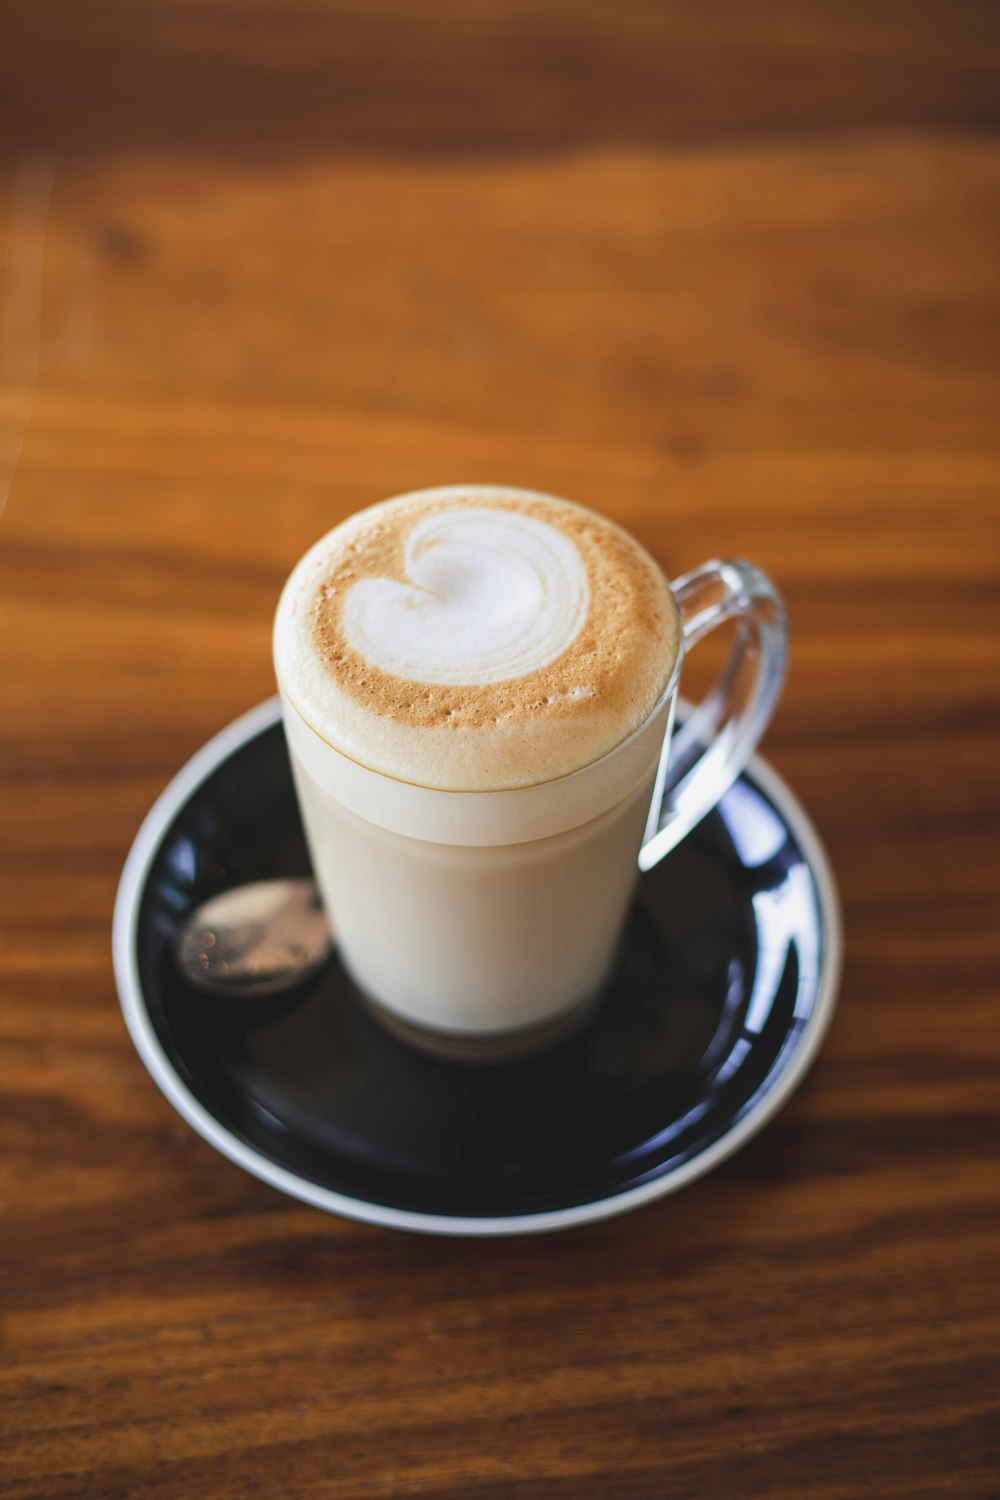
[274,487,787,1058]
[274,487,679,791]
[274,486,681,1054]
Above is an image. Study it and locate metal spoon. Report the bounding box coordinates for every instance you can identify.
[174,879,333,998]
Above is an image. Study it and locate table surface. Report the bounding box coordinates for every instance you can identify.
[3,4,999,1496]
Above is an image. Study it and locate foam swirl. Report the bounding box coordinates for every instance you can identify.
[341,508,589,686]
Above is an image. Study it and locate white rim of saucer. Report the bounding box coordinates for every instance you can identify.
[113,696,843,1239]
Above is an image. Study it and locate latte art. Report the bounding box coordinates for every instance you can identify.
[274,486,679,791]
[342,509,589,686]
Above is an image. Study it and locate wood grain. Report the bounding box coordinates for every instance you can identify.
[2,3,999,1497]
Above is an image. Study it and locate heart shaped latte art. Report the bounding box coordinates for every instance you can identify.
[342,508,590,686]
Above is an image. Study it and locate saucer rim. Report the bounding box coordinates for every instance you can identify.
[113,697,843,1238]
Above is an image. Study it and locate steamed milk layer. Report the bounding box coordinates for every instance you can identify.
[275,486,679,793]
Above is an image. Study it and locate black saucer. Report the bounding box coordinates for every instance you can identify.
[114,699,841,1236]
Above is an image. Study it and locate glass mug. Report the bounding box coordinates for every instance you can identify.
[276,506,787,1061]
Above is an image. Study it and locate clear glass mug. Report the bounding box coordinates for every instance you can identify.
[277,557,787,1061]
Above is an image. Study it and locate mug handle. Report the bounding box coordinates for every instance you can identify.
[639,559,788,872]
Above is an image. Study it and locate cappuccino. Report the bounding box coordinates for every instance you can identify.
[275,486,681,1052]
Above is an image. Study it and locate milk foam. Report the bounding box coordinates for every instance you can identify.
[274,486,680,792]
[342,508,589,686]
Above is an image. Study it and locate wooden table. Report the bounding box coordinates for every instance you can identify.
[3,5,998,1496]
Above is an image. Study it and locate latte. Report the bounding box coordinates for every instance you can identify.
[274,486,786,1055]
[274,486,679,791]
